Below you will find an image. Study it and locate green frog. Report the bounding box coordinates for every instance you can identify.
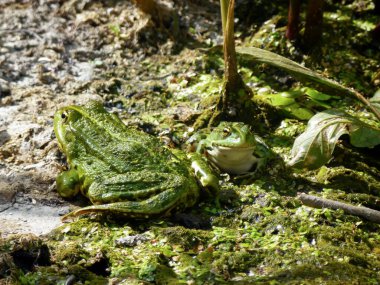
[54,101,219,220]
[193,122,271,175]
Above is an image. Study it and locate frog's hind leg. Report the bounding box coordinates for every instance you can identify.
[86,171,185,204]
[62,183,198,221]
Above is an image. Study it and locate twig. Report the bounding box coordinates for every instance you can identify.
[351,89,380,122]
[298,192,380,224]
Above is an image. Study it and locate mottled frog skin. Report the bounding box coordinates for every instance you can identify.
[54,101,218,220]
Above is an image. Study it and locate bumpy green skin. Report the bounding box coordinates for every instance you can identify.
[54,101,218,220]
[196,122,271,175]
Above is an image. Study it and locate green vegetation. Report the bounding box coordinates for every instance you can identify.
[1,0,380,284]
[3,176,380,283]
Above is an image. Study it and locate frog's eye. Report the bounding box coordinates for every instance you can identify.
[61,111,69,123]
[223,128,231,136]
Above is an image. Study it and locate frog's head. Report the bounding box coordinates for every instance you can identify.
[198,122,262,174]
[54,106,85,198]
[207,122,257,149]
[54,105,83,154]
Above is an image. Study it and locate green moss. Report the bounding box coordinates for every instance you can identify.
[211,251,263,276]
[18,265,108,284]
[154,226,212,251]
[316,166,380,196]
[32,137,380,284]
[4,164,380,284]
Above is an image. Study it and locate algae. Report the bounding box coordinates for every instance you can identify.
[1,0,380,284]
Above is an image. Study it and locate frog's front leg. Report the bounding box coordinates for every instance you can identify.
[255,156,267,173]
[187,152,219,198]
[56,169,81,198]
[252,139,274,174]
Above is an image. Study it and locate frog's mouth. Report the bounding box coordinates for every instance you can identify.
[210,136,254,149]
[54,109,69,151]
[206,145,258,175]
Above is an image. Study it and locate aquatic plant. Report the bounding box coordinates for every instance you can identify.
[207,0,257,127]
[288,109,380,170]
[236,43,380,170]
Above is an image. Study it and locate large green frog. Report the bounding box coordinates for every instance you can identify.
[54,101,219,220]
[193,122,271,175]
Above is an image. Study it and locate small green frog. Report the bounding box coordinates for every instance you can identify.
[194,122,271,175]
[54,101,219,220]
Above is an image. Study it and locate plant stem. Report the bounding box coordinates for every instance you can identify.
[207,0,254,126]
[220,0,229,36]
[304,0,324,50]
[375,0,380,14]
[223,0,239,87]
[286,0,301,41]
[352,89,380,121]
[372,22,380,41]
[132,0,156,14]
[131,0,178,34]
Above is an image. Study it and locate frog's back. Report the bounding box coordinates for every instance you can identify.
[67,101,185,175]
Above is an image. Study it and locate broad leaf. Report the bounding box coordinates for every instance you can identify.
[303,87,334,101]
[256,88,336,120]
[284,104,315,120]
[236,46,350,95]
[288,109,380,169]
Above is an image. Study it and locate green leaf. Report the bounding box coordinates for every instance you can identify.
[264,93,296,106]
[236,46,350,95]
[308,98,333,109]
[234,46,380,121]
[302,87,334,101]
[256,91,314,120]
[350,124,380,147]
[284,104,314,120]
[288,110,380,169]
